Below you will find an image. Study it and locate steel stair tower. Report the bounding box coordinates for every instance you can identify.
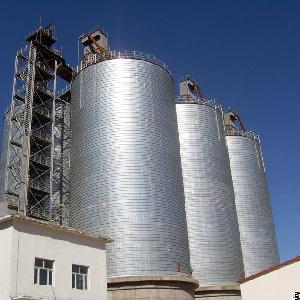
[2,24,73,223]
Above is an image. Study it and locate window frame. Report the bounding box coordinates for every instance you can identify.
[34,258,54,286]
[72,264,89,290]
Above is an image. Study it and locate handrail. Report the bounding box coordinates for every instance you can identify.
[31,153,51,167]
[35,83,53,96]
[15,85,27,100]
[33,105,52,119]
[27,206,50,219]
[36,61,54,76]
[57,84,70,98]
[176,96,223,113]
[32,129,51,143]
[225,127,260,142]
[28,180,50,193]
[77,50,172,75]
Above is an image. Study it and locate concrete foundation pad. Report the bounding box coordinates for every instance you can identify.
[108,274,199,300]
[195,283,241,300]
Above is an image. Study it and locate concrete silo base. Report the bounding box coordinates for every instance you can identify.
[195,284,241,300]
[107,275,199,300]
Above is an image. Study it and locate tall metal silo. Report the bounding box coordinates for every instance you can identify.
[176,77,244,286]
[69,31,192,280]
[225,111,279,277]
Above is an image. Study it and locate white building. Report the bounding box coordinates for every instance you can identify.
[0,214,111,300]
[240,255,300,300]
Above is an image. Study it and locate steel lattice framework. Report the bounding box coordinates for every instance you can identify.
[2,24,72,223]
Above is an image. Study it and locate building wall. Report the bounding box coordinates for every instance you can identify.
[241,261,300,300]
[0,219,107,300]
[0,223,13,299]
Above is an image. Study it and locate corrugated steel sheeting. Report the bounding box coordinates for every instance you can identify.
[226,135,279,277]
[70,58,191,276]
[176,103,244,284]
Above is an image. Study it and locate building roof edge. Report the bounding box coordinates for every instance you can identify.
[240,255,300,284]
[0,214,112,243]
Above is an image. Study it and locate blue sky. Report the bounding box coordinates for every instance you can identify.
[0,0,299,262]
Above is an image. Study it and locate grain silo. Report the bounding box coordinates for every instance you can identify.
[225,110,279,277]
[69,29,197,300]
[176,77,244,296]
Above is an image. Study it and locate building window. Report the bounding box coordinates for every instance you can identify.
[72,264,89,290]
[34,258,54,285]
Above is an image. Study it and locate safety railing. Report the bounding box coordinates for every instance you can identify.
[6,194,19,209]
[27,206,50,220]
[15,68,28,80]
[17,45,29,60]
[31,129,51,144]
[225,127,260,142]
[33,105,52,120]
[31,153,51,167]
[176,96,223,113]
[28,179,50,193]
[35,83,54,97]
[15,85,27,100]
[78,50,172,75]
[36,61,54,77]
[57,84,71,98]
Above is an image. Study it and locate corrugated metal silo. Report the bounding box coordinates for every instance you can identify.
[176,97,244,285]
[70,55,192,277]
[226,131,279,277]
